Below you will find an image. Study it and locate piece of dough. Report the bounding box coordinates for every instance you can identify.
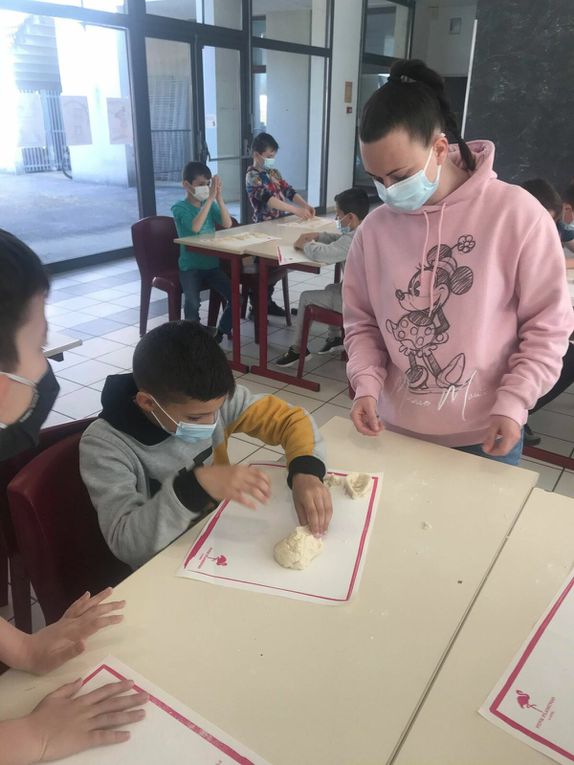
[274,526,323,570]
[324,473,342,488]
[344,472,372,499]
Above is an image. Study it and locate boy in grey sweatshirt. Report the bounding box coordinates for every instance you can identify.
[275,188,370,367]
[80,321,331,570]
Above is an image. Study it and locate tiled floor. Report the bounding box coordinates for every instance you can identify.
[3,255,574,628]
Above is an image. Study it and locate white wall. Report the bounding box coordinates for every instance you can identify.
[412,0,477,77]
[325,0,363,206]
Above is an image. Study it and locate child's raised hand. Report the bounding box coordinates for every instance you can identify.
[15,589,125,676]
[291,474,332,536]
[208,175,220,200]
[25,678,148,762]
[195,464,271,510]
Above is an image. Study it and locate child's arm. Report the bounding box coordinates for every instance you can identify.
[0,678,147,765]
[0,589,124,676]
[292,193,315,217]
[221,387,332,535]
[302,233,351,264]
[190,195,215,233]
[213,176,232,229]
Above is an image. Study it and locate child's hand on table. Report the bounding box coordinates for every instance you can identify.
[304,203,316,218]
[351,396,383,437]
[195,464,271,510]
[23,678,148,762]
[482,415,521,456]
[291,474,332,536]
[294,233,319,250]
[15,588,125,676]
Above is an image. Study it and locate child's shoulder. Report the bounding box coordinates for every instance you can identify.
[171,198,194,215]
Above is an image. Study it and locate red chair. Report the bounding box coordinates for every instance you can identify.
[131,216,182,336]
[7,432,131,626]
[297,304,345,379]
[0,417,96,631]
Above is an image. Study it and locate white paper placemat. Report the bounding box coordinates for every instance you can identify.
[51,657,270,764]
[277,217,334,229]
[178,463,383,605]
[194,232,281,250]
[479,571,574,764]
[276,245,319,266]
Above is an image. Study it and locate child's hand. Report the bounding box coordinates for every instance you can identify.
[292,205,314,221]
[26,678,148,761]
[209,175,220,200]
[195,464,271,510]
[305,203,316,218]
[214,175,223,198]
[291,474,332,536]
[17,589,125,676]
[350,396,382,437]
[294,233,318,250]
[482,415,521,456]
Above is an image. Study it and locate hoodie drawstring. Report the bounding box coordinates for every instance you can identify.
[428,203,446,316]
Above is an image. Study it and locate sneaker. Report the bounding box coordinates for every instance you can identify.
[215,331,232,344]
[275,346,310,368]
[524,423,541,447]
[267,301,286,317]
[318,337,344,355]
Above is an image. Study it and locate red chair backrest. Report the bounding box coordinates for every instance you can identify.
[7,431,131,624]
[131,216,180,280]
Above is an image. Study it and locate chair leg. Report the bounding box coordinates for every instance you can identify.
[10,553,32,633]
[282,275,292,327]
[207,290,221,327]
[166,286,181,322]
[252,295,259,344]
[297,306,313,379]
[240,288,249,319]
[139,280,152,336]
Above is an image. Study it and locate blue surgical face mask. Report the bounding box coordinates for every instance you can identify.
[374,145,442,212]
[336,216,352,235]
[263,157,276,169]
[151,398,218,444]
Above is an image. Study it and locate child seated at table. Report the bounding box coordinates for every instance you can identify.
[79,321,332,570]
[522,179,574,267]
[245,132,316,317]
[172,162,233,343]
[275,188,369,367]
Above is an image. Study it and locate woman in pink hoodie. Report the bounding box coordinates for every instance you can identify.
[343,60,573,465]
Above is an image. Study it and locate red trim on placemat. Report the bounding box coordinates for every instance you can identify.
[82,665,257,764]
[183,465,378,602]
[488,573,574,760]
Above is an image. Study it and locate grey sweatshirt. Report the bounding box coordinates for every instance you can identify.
[80,374,326,569]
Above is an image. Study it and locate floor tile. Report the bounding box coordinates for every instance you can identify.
[308,402,351,429]
[50,275,82,288]
[542,393,574,418]
[236,380,280,397]
[528,408,574,442]
[88,288,131,302]
[329,391,353,409]
[274,389,323,413]
[57,359,122,385]
[310,358,348,382]
[72,337,127,358]
[146,315,170,330]
[51,296,100,312]
[113,293,143,309]
[112,280,144,295]
[73,317,129,337]
[43,409,75,428]
[31,601,46,632]
[248,448,284,464]
[283,374,348,403]
[227,436,261,463]
[240,372,287,390]
[106,307,141,325]
[52,387,103,419]
[102,325,142,345]
[553,470,574,498]
[522,433,574,458]
[518,458,561,492]
[48,310,98,329]
[81,302,128,319]
[98,346,136,370]
[54,281,112,297]
[48,351,85,371]
[54,377,82,396]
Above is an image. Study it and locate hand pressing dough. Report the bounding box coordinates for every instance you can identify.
[324,473,342,488]
[344,472,372,499]
[274,526,323,570]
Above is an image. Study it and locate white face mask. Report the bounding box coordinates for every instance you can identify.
[193,185,210,202]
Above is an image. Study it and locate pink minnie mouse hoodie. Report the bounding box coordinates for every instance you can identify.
[343,140,574,447]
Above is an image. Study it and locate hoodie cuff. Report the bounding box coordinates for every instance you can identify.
[287,455,326,488]
[352,374,382,403]
[173,467,219,516]
[490,391,528,428]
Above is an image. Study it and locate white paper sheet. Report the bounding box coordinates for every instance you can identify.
[16,93,45,148]
[51,657,271,764]
[178,464,383,605]
[61,96,92,146]
[479,571,574,764]
[193,232,280,251]
[107,97,133,145]
[276,245,319,266]
[277,217,334,229]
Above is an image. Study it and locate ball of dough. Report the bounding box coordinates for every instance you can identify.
[324,473,342,488]
[344,472,372,499]
[274,526,323,570]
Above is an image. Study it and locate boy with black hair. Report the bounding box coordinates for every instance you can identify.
[562,182,574,254]
[80,321,332,570]
[276,188,370,367]
[246,132,316,317]
[0,230,147,762]
[172,161,233,343]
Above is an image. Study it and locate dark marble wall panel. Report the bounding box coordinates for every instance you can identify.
[465,0,574,192]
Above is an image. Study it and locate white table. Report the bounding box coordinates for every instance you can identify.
[0,416,538,764]
[392,488,574,765]
[44,332,82,361]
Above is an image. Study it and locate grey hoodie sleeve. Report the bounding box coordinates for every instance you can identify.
[79,431,209,569]
[302,231,353,265]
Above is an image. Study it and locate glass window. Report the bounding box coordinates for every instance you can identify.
[252,49,325,208]
[145,0,242,30]
[19,0,125,10]
[365,1,410,58]
[145,39,194,217]
[0,11,137,265]
[252,0,328,47]
[354,65,390,190]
